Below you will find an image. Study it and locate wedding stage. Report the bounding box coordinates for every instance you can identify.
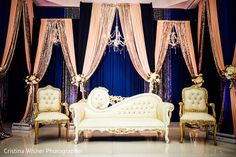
[0,0,236,156]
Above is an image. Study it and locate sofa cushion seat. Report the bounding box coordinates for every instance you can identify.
[78,118,165,130]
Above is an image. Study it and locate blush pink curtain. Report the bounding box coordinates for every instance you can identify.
[154,20,198,78]
[199,0,236,135]
[82,3,116,79]
[175,21,198,77]
[21,19,77,123]
[0,0,23,79]
[80,4,115,98]
[20,0,34,123]
[197,0,206,71]
[154,21,175,74]
[58,19,77,76]
[23,0,34,73]
[118,4,151,81]
[230,45,236,135]
[206,0,225,73]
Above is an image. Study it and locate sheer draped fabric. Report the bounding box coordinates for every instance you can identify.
[197,0,206,71]
[21,19,77,123]
[0,0,22,79]
[0,0,34,123]
[154,20,198,78]
[23,0,34,73]
[175,21,198,77]
[118,4,151,81]
[154,21,173,74]
[82,3,116,79]
[230,46,236,135]
[206,0,225,73]
[197,0,236,135]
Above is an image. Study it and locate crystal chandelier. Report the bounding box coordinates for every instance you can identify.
[107,9,126,53]
[168,27,179,53]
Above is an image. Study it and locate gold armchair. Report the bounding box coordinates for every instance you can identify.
[34,85,70,144]
[179,85,217,145]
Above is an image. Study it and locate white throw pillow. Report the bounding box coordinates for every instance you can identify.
[87,87,110,110]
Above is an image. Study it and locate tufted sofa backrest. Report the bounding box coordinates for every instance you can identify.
[182,86,207,112]
[37,85,61,112]
[85,91,163,119]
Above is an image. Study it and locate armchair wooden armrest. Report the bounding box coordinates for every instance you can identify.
[179,102,184,117]
[207,103,216,118]
[61,102,69,117]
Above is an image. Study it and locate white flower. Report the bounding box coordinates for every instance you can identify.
[25,75,39,85]
[148,73,160,83]
[224,65,236,80]
[71,74,87,86]
[192,74,204,86]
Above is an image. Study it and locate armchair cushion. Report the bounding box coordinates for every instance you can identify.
[35,112,69,122]
[180,112,215,121]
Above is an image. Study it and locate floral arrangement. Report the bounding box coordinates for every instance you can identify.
[71,74,87,86]
[192,73,204,87]
[224,65,236,80]
[148,73,160,83]
[148,73,160,92]
[109,95,125,105]
[25,75,39,85]
[224,65,236,88]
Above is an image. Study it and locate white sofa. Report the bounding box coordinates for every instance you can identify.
[69,87,174,144]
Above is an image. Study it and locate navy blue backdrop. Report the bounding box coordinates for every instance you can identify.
[90,11,144,97]
[0,1,235,130]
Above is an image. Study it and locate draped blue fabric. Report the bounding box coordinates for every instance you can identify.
[34,6,65,89]
[90,47,144,97]
[40,45,64,89]
[221,81,233,134]
[160,9,197,121]
[7,19,28,121]
[216,0,235,134]
[90,12,144,97]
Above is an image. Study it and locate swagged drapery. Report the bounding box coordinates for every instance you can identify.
[231,47,236,135]
[78,3,116,98]
[154,20,198,78]
[0,0,34,123]
[197,0,236,135]
[0,0,23,79]
[21,19,77,123]
[0,0,33,79]
[23,0,34,73]
[118,4,151,85]
[20,0,34,123]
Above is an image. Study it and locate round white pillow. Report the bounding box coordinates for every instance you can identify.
[87,87,110,110]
